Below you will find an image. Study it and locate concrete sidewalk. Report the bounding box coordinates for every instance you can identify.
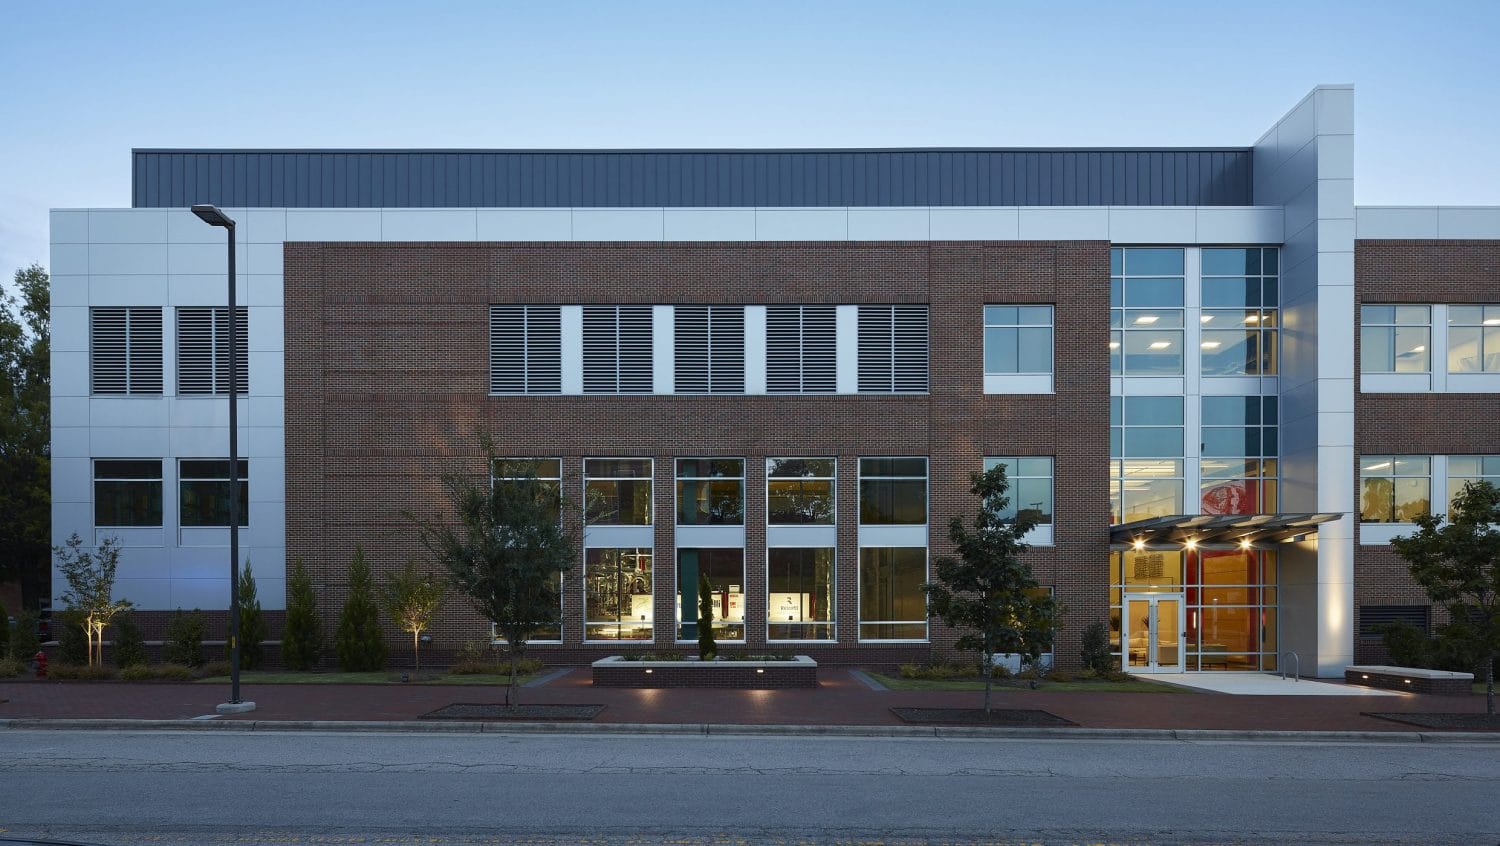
[0,667,1491,734]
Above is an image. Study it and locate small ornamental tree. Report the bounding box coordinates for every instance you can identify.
[55,533,132,667]
[281,558,324,671]
[924,464,1060,714]
[229,561,269,670]
[1391,480,1500,715]
[414,439,575,706]
[382,560,445,672]
[336,545,387,672]
[697,569,717,661]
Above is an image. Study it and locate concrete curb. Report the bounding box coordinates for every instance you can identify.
[2,717,1498,742]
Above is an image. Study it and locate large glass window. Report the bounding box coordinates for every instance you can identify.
[767,458,835,525]
[178,459,249,527]
[859,547,927,640]
[1200,248,1279,376]
[982,457,1053,525]
[492,458,562,521]
[584,459,652,525]
[676,459,744,526]
[1359,455,1431,523]
[1110,248,1185,375]
[94,459,163,527]
[1446,305,1500,373]
[983,306,1053,375]
[676,548,745,640]
[1110,396,1185,524]
[768,548,835,641]
[1446,455,1500,513]
[584,548,653,641]
[858,458,927,525]
[1361,306,1431,374]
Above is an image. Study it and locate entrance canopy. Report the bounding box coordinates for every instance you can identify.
[1110,513,1343,549]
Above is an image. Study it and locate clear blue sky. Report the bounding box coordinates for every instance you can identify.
[3,0,1498,278]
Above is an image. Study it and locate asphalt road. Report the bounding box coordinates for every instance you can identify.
[1,729,1498,846]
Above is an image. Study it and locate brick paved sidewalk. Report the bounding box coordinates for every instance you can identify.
[0,668,1489,731]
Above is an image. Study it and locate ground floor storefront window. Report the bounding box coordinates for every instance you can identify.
[1109,549,1278,671]
[676,548,745,641]
[584,548,653,640]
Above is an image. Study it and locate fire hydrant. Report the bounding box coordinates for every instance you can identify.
[34,651,47,679]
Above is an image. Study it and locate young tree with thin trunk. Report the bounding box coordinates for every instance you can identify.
[413,439,574,706]
[382,560,445,672]
[1391,480,1500,715]
[55,533,132,667]
[924,464,1060,715]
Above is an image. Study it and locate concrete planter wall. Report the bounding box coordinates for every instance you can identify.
[592,655,818,688]
[1344,665,1474,696]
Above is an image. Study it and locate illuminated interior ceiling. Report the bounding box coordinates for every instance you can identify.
[1110,513,1342,548]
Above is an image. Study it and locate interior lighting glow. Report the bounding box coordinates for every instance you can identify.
[1365,462,1391,471]
[1410,345,1426,353]
[1133,315,1160,325]
[1484,318,1500,326]
[1132,538,1145,551]
[756,668,765,674]
[1244,314,1260,323]
[1240,538,1252,550]
[1148,341,1172,350]
[1108,341,1121,349]
[1200,315,1214,323]
[644,668,653,674]
[1201,341,1222,349]
[1184,538,1198,550]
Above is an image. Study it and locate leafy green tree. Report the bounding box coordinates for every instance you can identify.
[0,600,9,658]
[1391,480,1500,715]
[414,440,574,705]
[281,558,324,671]
[112,611,148,668]
[925,464,1060,714]
[0,265,50,610]
[228,561,268,670]
[55,533,132,667]
[9,610,39,662]
[381,560,445,672]
[697,569,717,660]
[336,545,387,672]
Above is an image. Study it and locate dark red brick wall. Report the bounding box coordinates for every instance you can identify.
[1353,239,1500,662]
[284,241,1111,669]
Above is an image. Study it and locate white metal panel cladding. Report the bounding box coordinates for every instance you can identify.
[90,307,163,395]
[766,305,837,393]
[488,305,562,394]
[674,305,745,394]
[582,305,654,394]
[176,307,248,395]
[856,305,928,393]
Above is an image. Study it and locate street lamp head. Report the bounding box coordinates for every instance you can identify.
[191,204,235,228]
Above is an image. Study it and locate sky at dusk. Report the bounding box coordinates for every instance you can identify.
[3,0,1498,278]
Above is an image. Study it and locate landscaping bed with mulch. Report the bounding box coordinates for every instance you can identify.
[420,703,605,721]
[890,706,1077,727]
[1364,712,1500,731]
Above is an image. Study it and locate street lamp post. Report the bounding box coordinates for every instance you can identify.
[192,204,254,714]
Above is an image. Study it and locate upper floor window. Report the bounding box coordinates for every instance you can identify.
[179,459,249,527]
[983,306,1053,375]
[492,458,562,522]
[767,458,836,525]
[177,307,248,395]
[1446,305,1500,374]
[489,305,562,394]
[91,307,162,395]
[766,305,836,393]
[858,457,927,525]
[1200,396,1278,458]
[1110,248,1185,376]
[982,457,1053,525]
[676,458,744,526]
[857,305,928,393]
[1359,455,1431,524]
[675,305,744,394]
[1201,248,1279,376]
[1447,455,1500,513]
[1110,396,1185,524]
[1360,306,1430,374]
[582,306,653,394]
[94,459,162,527]
[584,458,652,526]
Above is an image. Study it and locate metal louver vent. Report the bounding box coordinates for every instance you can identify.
[857,305,927,393]
[767,305,836,393]
[1359,605,1430,638]
[674,305,744,394]
[489,305,561,394]
[177,307,248,394]
[91,307,163,395]
[583,305,654,394]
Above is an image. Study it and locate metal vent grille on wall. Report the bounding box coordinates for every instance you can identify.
[489,305,562,394]
[674,306,745,394]
[177,307,249,395]
[1358,605,1431,639]
[582,305,653,394]
[90,307,163,395]
[767,305,837,393]
[856,305,928,393]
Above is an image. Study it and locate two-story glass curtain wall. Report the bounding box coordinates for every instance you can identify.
[493,458,564,642]
[767,458,836,641]
[1110,548,1278,671]
[858,458,928,641]
[676,459,746,641]
[583,458,654,641]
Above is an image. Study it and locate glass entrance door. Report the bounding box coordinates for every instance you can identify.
[1124,594,1184,673]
